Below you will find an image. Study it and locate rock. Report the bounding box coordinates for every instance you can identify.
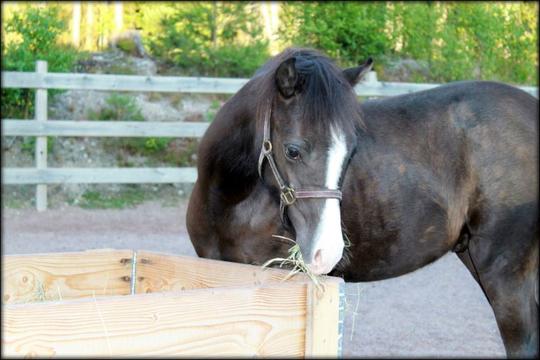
[75,49,157,76]
[110,30,148,58]
[382,58,431,82]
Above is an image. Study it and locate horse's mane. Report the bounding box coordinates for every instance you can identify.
[253,47,362,133]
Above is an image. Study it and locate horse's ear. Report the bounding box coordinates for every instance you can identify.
[343,57,373,86]
[275,57,298,98]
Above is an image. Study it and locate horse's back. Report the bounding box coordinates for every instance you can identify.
[360,81,538,208]
[361,80,537,131]
[362,81,538,235]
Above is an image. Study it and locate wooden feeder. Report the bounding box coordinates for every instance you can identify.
[2,249,345,357]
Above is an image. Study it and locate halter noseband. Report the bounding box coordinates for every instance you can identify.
[257,103,343,229]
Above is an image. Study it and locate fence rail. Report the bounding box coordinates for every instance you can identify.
[3,69,538,97]
[2,120,209,138]
[4,168,197,185]
[2,61,538,211]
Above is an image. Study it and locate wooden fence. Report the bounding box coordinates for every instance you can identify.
[2,60,538,211]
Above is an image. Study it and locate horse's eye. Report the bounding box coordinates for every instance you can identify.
[285,145,301,160]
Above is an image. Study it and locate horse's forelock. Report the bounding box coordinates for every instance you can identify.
[254,48,362,133]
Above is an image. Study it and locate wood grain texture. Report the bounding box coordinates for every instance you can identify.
[2,250,133,304]
[2,284,308,357]
[135,250,343,293]
[3,250,343,357]
[304,282,342,357]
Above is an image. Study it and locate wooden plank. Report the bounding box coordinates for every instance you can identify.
[304,282,342,357]
[35,60,48,212]
[2,120,209,138]
[2,250,133,305]
[3,70,537,97]
[1,71,247,94]
[135,251,343,293]
[355,81,438,97]
[3,167,198,184]
[355,80,538,98]
[2,283,309,357]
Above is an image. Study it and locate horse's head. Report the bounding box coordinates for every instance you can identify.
[258,49,372,275]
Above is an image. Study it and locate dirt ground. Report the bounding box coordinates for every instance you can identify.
[2,199,506,357]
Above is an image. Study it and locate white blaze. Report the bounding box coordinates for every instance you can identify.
[310,126,347,274]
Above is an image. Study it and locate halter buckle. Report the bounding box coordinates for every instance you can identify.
[280,187,296,206]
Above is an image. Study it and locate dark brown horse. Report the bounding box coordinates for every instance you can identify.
[186,48,538,358]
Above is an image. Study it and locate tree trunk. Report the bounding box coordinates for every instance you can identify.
[85,3,94,50]
[72,2,81,47]
[211,2,217,49]
[114,2,123,35]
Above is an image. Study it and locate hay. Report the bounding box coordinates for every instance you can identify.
[262,235,325,292]
[262,227,353,292]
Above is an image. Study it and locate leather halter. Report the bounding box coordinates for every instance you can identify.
[257,103,343,228]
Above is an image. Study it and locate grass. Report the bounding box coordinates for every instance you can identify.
[2,185,35,209]
[205,99,221,122]
[2,194,28,209]
[21,136,55,157]
[3,184,185,210]
[75,185,186,209]
[78,188,148,209]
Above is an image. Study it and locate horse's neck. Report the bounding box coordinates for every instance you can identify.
[199,90,261,203]
[227,181,281,234]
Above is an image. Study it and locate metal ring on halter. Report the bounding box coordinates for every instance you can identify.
[263,140,273,154]
[280,187,296,206]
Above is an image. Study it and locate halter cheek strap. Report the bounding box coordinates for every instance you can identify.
[258,104,343,228]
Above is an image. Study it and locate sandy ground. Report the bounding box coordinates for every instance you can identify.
[2,200,506,357]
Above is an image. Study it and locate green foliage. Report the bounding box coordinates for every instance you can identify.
[116,38,137,54]
[426,2,537,84]
[85,93,198,167]
[148,2,269,76]
[88,93,145,122]
[78,187,147,209]
[2,3,535,84]
[88,94,172,157]
[389,3,442,63]
[160,139,197,167]
[205,99,221,122]
[1,6,81,119]
[280,2,391,69]
[279,2,537,85]
[20,137,55,157]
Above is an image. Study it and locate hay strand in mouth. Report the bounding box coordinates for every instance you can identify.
[263,235,325,292]
[269,234,297,246]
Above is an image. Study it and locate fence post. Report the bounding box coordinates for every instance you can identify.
[35,60,48,211]
[365,70,378,84]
